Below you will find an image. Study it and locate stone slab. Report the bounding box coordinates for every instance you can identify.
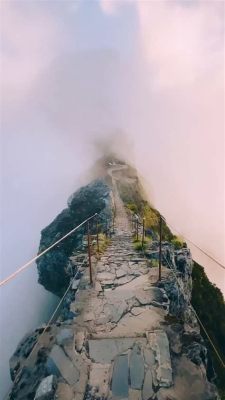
[129,344,145,389]
[147,331,172,387]
[112,354,129,398]
[47,345,79,385]
[142,370,154,400]
[98,272,115,281]
[88,338,145,364]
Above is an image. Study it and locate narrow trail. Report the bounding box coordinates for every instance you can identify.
[64,174,173,399]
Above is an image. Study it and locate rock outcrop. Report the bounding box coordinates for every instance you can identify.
[37,179,112,296]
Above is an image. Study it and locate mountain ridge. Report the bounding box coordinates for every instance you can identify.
[8,159,222,400]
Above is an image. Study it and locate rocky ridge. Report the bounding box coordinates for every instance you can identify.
[8,163,219,400]
[37,179,112,296]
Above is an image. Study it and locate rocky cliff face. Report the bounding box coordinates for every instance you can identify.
[37,178,112,296]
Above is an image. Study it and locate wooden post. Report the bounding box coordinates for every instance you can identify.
[105,220,108,238]
[159,215,162,281]
[142,218,145,249]
[87,221,93,285]
[136,219,139,241]
[96,216,99,253]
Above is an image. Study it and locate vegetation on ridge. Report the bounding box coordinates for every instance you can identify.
[192,262,225,397]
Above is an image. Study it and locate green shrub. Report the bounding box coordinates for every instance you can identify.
[171,236,184,250]
[133,240,147,252]
[126,203,138,214]
[150,259,159,268]
[192,262,225,394]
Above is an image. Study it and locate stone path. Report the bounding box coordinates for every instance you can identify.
[9,166,219,400]
[51,179,174,400]
[12,167,219,400]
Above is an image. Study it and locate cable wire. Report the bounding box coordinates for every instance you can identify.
[165,219,225,271]
[5,258,86,398]
[164,256,225,369]
[0,213,98,287]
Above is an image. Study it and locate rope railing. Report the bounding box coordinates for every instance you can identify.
[129,209,225,369]
[165,220,225,271]
[3,211,116,399]
[3,211,116,398]
[0,213,98,288]
[130,212,225,272]
[164,256,225,369]
[5,257,86,400]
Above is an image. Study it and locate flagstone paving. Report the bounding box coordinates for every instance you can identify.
[55,180,173,400]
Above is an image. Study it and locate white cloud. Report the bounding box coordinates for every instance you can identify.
[0,2,59,98]
[136,1,224,88]
[100,0,134,14]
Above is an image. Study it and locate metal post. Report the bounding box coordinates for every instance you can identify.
[87,221,93,285]
[142,218,145,249]
[136,220,139,241]
[96,216,99,253]
[159,215,162,281]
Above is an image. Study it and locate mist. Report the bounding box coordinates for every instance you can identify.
[0,0,224,397]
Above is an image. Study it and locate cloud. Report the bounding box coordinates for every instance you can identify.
[136,1,224,88]
[99,0,134,15]
[100,0,118,15]
[0,2,60,100]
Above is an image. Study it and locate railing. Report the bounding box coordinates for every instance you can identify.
[129,210,225,370]
[2,211,114,399]
[0,212,114,288]
[130,212,163,281]
[129,210,225,280]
